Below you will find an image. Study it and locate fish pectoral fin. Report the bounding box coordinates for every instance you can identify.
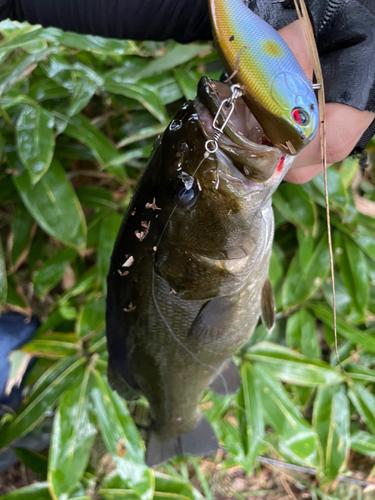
[260,277,276,332]
[146,416,218,467]
[209,358,241,396]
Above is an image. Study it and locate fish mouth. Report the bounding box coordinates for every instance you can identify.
[196,77,291,183]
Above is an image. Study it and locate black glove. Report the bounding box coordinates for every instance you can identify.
[1,0,374,152]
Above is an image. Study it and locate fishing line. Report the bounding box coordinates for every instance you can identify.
[292,0,345,375]
[151,155,231,396]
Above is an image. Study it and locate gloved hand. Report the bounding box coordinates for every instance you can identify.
[251,0,375,182]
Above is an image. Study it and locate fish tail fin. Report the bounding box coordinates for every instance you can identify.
[146,416,218,467]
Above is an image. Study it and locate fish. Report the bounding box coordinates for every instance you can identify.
[208,0,319,154]
[106,77,295,466]
[106,0,318,467]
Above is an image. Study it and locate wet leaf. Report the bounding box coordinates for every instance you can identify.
[302,169,347,210]
[255,363,322,467]
[135,44,209,79]
[282,233,329,310]
[246,342,343,386]
[273,183,316,235]
[311,304,375,353]
[13,448,48,480]
[22,337,78,358]
[351,430,375,457]
[336,234,369,315]
[0,482,52,500]
[348,384,375,435]
[76,295,105,339]
[154,471,204,500]
[173,69,200,101]
[49,367,97,500]
[237,362,264,469]
[13,157,86,251]
[16,104,55,183]
[91,371,154,499]
[286,309,321,359]
[312,386,350,480]
[0,357,85,448]
[64,114,124,177]
[10,202,34,270]
[104,78,167,123]
[33,247,77,297]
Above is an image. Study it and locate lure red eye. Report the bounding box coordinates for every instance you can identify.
[291,107,310,126]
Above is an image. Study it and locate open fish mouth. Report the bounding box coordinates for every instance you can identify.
[195,77,291,184]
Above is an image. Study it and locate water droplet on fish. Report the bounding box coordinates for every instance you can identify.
[247,126,263,144]
[170,119,182,131]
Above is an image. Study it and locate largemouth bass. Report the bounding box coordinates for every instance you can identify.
[106,77,294,466]
[106,0,319,467]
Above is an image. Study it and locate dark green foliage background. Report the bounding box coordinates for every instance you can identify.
[1,20,375,500]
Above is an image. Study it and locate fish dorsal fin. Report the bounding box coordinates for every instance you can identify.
[260,278,276,332]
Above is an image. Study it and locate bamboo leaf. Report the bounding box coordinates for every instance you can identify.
[48,367,97,500]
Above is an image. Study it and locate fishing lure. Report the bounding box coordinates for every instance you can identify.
[208,0,319,154]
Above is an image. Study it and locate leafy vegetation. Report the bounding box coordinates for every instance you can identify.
[0,20,375,500]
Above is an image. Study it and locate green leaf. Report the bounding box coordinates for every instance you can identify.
[13,448,48,480]
[246,342,343,386]
[237,362,264,469]
[0,238,7,311]
[348,384,375,435]
[0,482,52,500]
[22,337,78,358]
[254,363,322,467]
[56,30,140,55]
[154,471,204,500]
[16,104,55,183]
[33,247,77,297]
[336,234,369,315]
[272,183,316,235]
[173,69,200,101]
[76,295,105,339]
[312,387,350,481]
[13,157,86,251]
[91,371,154,500]
[282,234,330,310]
[0,48,56,96]
[135,44,209,80]
[76,185,118,210]
[97,213,123,289]
[302,169,347,210]
[103,78,167,123]
[286,308,321,359]
[43,56,103,117]
[351,430,375,457]
[10,202,34,270]
[0,357,85,448]
[311,304,375,354]
[49,367,97,500]
[64,114,124,177]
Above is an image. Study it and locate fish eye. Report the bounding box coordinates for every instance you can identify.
[174,181,199,209]
[291,107,310,126]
